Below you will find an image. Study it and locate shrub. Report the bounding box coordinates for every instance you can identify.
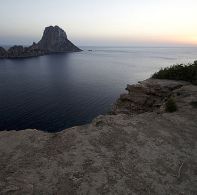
[152,61,197,84]
[165,97,177,113]
[190,101,197,108]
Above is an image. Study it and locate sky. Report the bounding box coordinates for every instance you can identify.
[0,0,197,46]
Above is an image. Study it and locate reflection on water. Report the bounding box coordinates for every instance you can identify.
[0,47,197,131]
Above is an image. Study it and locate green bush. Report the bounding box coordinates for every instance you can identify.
[165,97,177,113]
[152,61,197,84]
[190,101,197,108]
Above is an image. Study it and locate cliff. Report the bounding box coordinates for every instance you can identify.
[0,26,81,59]
[0,79,197,194]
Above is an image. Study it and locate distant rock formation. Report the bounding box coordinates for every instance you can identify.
[0,47,7,58]
[37,25,80,52]
[0,26,81,59]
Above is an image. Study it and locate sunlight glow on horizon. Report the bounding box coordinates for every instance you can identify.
[0,0,197,46]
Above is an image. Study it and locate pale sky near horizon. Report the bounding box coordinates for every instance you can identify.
[0,0,197,46]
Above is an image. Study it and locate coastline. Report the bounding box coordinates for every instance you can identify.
[0,26,82,59]
[0,78,197,194]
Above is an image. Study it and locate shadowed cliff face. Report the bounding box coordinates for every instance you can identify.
[0,25,81,58]
[37,26,81,52]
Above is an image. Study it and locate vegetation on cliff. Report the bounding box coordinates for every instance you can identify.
[152,60,197,84]
[165,97,177,112]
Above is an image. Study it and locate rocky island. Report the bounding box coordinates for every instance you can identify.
[0,26,81,59]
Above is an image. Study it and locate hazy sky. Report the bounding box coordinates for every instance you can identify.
[0,0,197,46]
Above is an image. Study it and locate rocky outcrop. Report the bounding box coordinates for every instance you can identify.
[6,45,46,58]
[0,26,81,59]
[37,25,80,52]
[0,79,197,194]
[112,79,188,114]
[0,47,7,58]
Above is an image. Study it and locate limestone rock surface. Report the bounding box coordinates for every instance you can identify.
[0,79,197,194]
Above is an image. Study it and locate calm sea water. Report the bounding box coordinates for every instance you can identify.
[0,47,197,131]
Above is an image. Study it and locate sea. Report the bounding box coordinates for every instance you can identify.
[0,47,197,131]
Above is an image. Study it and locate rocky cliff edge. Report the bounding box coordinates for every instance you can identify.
[0,79,197,194]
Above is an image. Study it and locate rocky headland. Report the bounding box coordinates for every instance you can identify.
[0,78,197,194]
[0,26,81,59]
